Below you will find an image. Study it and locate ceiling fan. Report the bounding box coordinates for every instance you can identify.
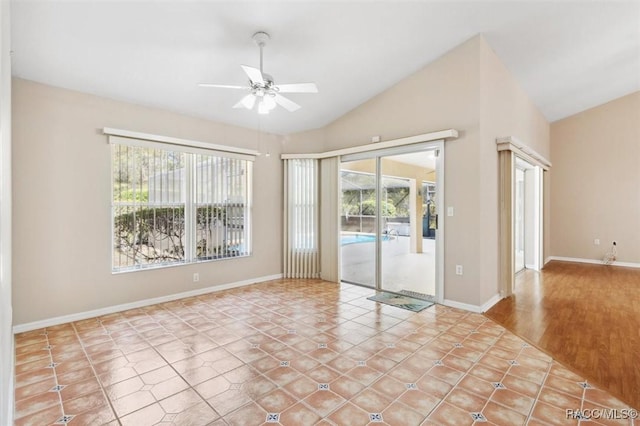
[199,31,318,114]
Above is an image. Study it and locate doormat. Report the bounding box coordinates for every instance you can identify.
[398,289,436,302]
[367,292,434,312]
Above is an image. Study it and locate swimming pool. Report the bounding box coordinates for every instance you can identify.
[341,234,390,246]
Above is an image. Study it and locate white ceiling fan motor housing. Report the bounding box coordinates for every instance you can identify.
[252,31,270,47]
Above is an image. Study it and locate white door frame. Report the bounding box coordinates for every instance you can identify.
[497,137,550,296]
[515,156,544,273]
[339,140,445,303]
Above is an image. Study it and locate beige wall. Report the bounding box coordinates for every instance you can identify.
[12,33,554,325]
[12,78,284,325]
[290,35,550,307]
[550,92,640,263]
[293,36,483,306]
[282,128,325,154]
[478,38,550,303]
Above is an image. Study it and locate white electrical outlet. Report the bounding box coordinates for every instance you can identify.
[447,207,454,217]
[594,239,600,245]
[193,273,199,282]
[455,265,463,275]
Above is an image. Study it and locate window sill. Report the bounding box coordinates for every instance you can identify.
[111,253,252,274]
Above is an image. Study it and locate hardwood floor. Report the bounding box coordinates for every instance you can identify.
[485,260,640,410]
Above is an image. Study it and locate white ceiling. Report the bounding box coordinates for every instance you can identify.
[11,1,640,135]
[387,152,436,171]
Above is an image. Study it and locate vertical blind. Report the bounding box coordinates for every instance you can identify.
[283,158,320,278]
[193,155,251,261]
[112,143,187,270]
[320,157,339,282]
[111,137,252,272]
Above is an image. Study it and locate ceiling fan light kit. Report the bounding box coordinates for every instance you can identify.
[199,31,318,115]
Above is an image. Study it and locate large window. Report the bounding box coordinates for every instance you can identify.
[288,159,318,251]
[112,141,252,272]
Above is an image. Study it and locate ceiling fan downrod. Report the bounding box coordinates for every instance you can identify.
[252,31,270,75]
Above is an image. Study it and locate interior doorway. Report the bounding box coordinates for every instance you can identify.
[515,166,525,272]
[498,138,549,298]
[339,142,443,302]
[515,157,541,275]
[514,156,542,276]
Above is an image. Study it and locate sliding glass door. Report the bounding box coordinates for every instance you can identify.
[340,143,442,300]
[380,152,437,299]
[340,158,377,287]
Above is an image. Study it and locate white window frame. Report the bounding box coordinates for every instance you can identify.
[106,129,257,273]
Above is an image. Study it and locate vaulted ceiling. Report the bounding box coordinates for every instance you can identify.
[11,1,640,135]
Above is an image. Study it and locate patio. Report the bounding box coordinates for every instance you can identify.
[341,235,436,298]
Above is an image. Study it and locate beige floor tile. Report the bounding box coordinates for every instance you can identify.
[445,387,488,413]
[12,279,634,425]
[119,403,166,426]
[483,400,527,425]
[13,403,63,426]
[303,389,346,417]
[327,402,371,426]
[14,375,56,402]
[426,401,475,426]
[14,390,61,420]
[397,388,440,416]
[256,388,296,413]
[65,405,117,426]
[382,401,425,426]
[350,388,392,413]
[489,388,535,416]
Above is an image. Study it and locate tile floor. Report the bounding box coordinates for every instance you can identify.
[13,279,637,425]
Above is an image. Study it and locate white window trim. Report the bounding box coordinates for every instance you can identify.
[103,127,258,161]
[496,136,551,170]
[281,129,457,160]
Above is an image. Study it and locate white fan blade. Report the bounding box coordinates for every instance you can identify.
[276,83,318,93]
[241,65,264,85]
[198,83,248,89]
[274,94,301,112]
[233,94,256,109]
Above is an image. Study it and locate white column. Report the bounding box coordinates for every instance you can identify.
[409,179,423,253]
[0,0,14,423]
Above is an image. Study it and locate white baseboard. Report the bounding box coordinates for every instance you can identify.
[13,273,283,334]
[480,294,502,312]
[547,256,640,269]
[442,299,482,313]
[443,293,502,314]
